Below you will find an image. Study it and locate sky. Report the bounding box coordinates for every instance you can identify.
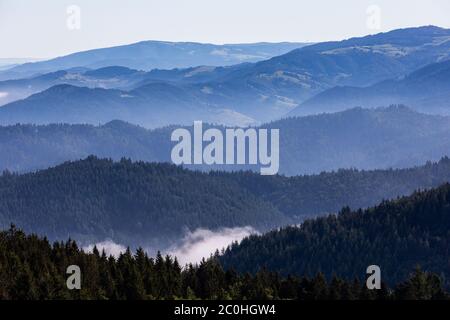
[1,0,449,59]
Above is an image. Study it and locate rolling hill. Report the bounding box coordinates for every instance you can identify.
[0,41,308,80]
[2,156,450,250]
[0,64,252,107]
[289,59,450,116]
[0,106,449,175]
[1,26,449,124]
[0,157,287,248]
[0,82,252,128]
[186,25,450,120]
[219,182,450,286]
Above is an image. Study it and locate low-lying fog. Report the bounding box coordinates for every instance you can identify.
[83,226,257,265]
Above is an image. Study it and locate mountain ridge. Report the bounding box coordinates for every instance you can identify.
[0,41,309,80]
[3,155,450,252]
[2,26,450,123]
[289,59,450,116]
[1,106,450,175]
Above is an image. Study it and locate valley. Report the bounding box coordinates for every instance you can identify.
[1,21,450,301]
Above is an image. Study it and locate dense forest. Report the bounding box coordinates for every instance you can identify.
[215,156,450,220]
[0,156,286,247]
[2,106,450,175]
[220,182,450,287]
[0,226,447,300]
[2,156,450,247]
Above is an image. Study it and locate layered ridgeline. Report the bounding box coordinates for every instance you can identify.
[0,42,308,79]
[0,26,449,126]
[1,106,450,175]
[0,157,287,248]
[289,59,450,117]
[219,183,450,286]
[0,65,247,107]
[2,156,450,248]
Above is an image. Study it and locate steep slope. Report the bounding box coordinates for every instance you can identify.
[289,59,450,116]
[220,182,450,286]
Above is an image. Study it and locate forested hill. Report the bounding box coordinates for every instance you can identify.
[1,227,447,300]
[214,156,450,220]
[2,157,450,248]
[2,106,450,176]
[0,156,286,247]
[219,183,450,286]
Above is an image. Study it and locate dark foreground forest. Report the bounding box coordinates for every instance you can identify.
[0,226,448,300]
[2,162,450,300]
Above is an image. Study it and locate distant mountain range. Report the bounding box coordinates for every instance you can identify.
[0,58,43,71]
[0,26,449,126]
[2,25,450,296]
[2,156,450,250]
[0,106,450,175]
[0,67,128,105]
[0,64,249,107]
[289,59,450,116]
[0,41,308,80]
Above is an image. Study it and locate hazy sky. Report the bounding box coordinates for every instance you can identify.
[1,0,449,59]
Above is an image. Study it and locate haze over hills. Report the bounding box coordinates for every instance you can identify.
[2,156,450,251]
[289,59,450,116]
[0,67,146,106]
[1,26,449,125]
[0,82,255,128]
[0,41,308,80]
[1,106,450,175]
[0,64,248,107]
[2,0,450,301]
[263,106,450,174]
[174,25,450,121]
